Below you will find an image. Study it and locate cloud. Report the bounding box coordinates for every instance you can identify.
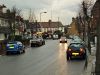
[0,0,83,25]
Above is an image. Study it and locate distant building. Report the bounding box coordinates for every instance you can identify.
[25,21,41,36]
[39,20,64,33]
[67,18,79,36]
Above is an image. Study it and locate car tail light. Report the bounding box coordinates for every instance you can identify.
[68,48,72,51]
[80,48,84,52]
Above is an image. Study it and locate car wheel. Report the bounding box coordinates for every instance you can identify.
[40,42,43,46]
[31,45,33,47]
[6,51,9,55]
[83,54,86,59]
[31,43,34,47]
[18,51,21,54]
[42,42,43,45]
[23,50,25,53]
[43,41,45,45]
[67,55,70,60]
[37,44,40,47]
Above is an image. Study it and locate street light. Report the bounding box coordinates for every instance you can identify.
[40,12,47,22]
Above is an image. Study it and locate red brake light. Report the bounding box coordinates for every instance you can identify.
[80,48,84,52]
[68,48,72,51]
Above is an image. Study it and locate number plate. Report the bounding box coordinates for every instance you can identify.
[9,45,14,48]
[72,53,79,56]
[9,46,14,48]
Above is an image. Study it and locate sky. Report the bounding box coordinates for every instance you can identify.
[0,0,95,25]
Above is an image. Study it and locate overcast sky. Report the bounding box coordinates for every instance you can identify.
[0,0,95,25]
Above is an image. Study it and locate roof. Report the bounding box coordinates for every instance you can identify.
[39,21,63,28]
[27,22,41,29]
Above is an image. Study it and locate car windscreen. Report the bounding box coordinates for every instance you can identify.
[8,42,16,44]
[61,37,66,39]
[69,43,84,50]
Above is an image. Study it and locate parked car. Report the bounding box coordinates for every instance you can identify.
[70,37,86,46]
[6,41,25,54]
[59,36,67,43]
[52,34,59,40]
[66,43,86,60]
[30,36,45,47]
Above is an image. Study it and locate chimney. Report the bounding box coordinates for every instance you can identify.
[48,20,52,23]
[72,17,75,22]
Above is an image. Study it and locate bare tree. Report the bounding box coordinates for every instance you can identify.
[77,0,95,51]
[76,0,95,69]
[28,9,36,22]
[6,6,22,40]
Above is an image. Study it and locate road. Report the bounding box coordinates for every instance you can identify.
[0,39,85,75]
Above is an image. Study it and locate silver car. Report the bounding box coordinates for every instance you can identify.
[30,36,45,47]
[59,36,67,43]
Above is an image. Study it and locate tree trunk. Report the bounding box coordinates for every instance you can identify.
[95,20,100,75]
[95,1,100,75]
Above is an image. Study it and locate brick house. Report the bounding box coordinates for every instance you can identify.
[91,0,100,36]
[67,18,79,36]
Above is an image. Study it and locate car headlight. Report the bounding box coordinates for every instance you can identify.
[7,44,10,47]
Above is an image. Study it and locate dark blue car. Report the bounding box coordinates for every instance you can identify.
[66,43,86,60]
[6,41,25,54]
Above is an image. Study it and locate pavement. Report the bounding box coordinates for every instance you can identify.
[81,44,96,75]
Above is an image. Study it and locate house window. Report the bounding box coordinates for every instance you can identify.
[44,28,47,32]
[1,20,4,26]
[0,19,8,26]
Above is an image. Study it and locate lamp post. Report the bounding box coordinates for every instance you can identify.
[40,12,47,22]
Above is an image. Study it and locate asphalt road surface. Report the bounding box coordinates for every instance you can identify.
[0,39,85,75]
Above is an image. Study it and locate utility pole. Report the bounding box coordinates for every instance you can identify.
[82,1,87,42]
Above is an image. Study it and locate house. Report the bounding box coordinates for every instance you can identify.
[91,0,100,36]
[67,18,79,36]
[39,20,64,33]
[25,21,41,37]
[64,25,71,34]
[0,4,25,39]
[0,4,10,39]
